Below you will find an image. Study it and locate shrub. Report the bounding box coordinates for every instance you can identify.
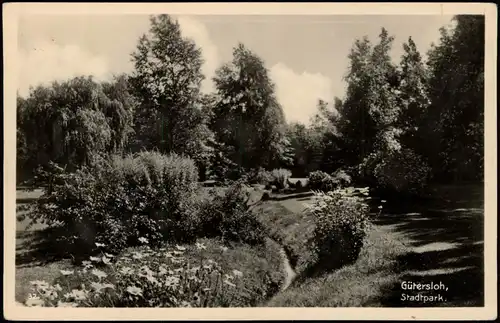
[270,168,292,189]
[307,171,339,192]
[295,180,303,189]
[247,167,274,186]
[25,240,280,308]
[197,181,268,246]
[28,151,200,258]
[305,187,371,271]
[332,169,352,187]
[364,149,432,195]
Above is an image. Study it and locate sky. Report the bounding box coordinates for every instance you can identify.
[17,14,455,124]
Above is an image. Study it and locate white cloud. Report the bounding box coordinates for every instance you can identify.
[18,40,110,97]
[177,16,220,94]
[269,62,333,124]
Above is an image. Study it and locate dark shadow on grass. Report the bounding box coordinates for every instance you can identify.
[379,243,484,307]
[16,197,39,204]
[268,192,314,202]
[372,184,484,307]
[16,226,74,267]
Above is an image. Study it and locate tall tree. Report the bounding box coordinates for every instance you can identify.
[426,15,485,182]
[130,14,213,169]
[211,43,290,171]
[397,37,431,156]
[336,36,378,167]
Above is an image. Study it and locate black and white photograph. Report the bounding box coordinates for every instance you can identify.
[3,2,497,321]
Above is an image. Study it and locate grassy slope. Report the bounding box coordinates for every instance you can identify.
[267,225,407,307]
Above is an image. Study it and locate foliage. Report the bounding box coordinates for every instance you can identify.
[270,168,292,190]
[332,169,352,187]
[197,181,268,246]
[247,167,274,186]
[25,239,282,307]
[307,170,339,192]
[211,43,290,172]
[371,149,432,195]
[305,187,372,271]
[27,151,200,257]
[17,76,136,179]
[130,14,214,168]
[425,15,484,182]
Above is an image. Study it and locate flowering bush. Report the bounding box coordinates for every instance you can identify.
[24,238,282,308]
[270,168,292,190]
[332,169,352,187]
[27,151,200,258]
[307,171,339,192]
[305,187,372,271]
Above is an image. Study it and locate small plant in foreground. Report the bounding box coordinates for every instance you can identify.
[25,241,247,308]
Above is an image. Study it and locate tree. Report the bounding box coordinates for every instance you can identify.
[17,76,135,179]
[426,15,485,182]
[130,14,213,170]
[336,36,378,167]
[397,37,431,156]
[211,43,290,172]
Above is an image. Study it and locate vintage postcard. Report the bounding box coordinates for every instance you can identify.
[3,2,497,321]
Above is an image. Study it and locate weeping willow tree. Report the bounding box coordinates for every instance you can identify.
[17,75,136,181]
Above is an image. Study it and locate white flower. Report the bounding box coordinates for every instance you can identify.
[91,282,115,293]
[95,242,106,248]
[132,252,144,260]
[81,260,93,268]
[89,256,101,262]
[60,270,74,276]
[232,269,243,277]
[91,269,108,280]
[119,267,134,275]
[195,242,207,250]
[381,200,387,203]
[138,237,149,244]
[102,256,111,265]
[126,286,143,296]
[175,245,186,251]
[65,289,87,301]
